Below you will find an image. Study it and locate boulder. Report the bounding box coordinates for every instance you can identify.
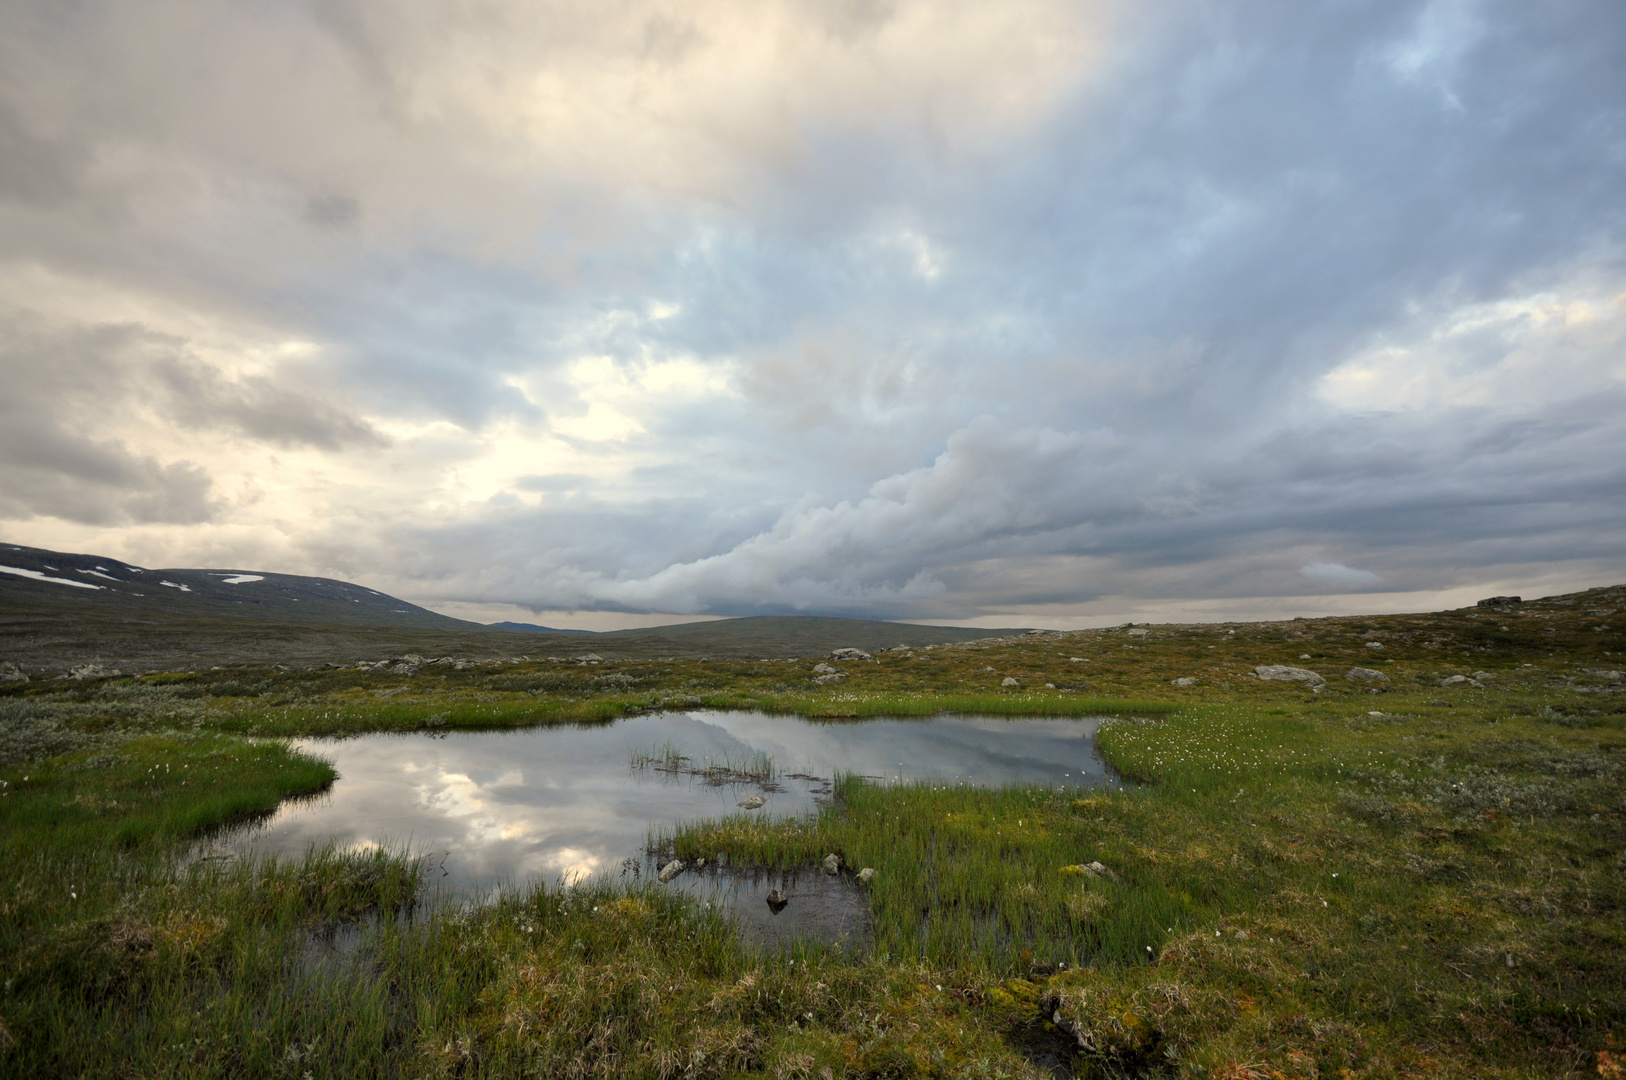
[1127,628,1149,637]
[766,889,789,913]
[1255,665,1326,688]
[812,673,845,686]
[1001,677,1020,687]
[1060,861,1120,881]
[657,859,685,883]
[856,868,876,886]
[1440,674,1481,688]
[1171,677,1198,687]
[1581,668,1624,682]
[736,793,767,810]
[829,648,871,661]
[1471,670,1494,681]
[1365,642,1384,650]
[0,662,27,684]
[812,662,837,674]
[67,663,120,681]
[1477,596,1522,607]
[822,853,841,875]
[1345,667,1390,683]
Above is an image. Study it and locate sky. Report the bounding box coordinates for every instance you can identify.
[1,0,1623,630]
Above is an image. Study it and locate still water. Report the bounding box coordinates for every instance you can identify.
[225,711,1124,948]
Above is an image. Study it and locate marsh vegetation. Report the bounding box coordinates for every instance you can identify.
[1,585,1622,1076]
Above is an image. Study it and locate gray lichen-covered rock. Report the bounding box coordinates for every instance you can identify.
[828,648,871,661]
[1172,677,1198,687]
[1001,677,1020,687]
[822,853,841,875]
[1440,674,1481,688]
[812,673,845,685]
[1346,666,1390,682]
[0,662,27,684]
[657,859,685,883]
[812,662,838,673]
[1255,664,1326,688]
[66,663,121,681]
[736,793,767,809]
[856,867,876,885]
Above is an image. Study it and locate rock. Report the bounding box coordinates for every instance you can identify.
[1127,628,1149,637]
[1069,657,1089,663]
[812,662,837,674]
[1255,665,1326,688]
[1044,683,1056,689]
[1001,677,1020,687]
[657,859,685,883]
[1471,670,1494,681]
[1346,666,1390,682]
[1365,641,1384,650]
[1581,668,1625,681]
[736,793,768,809]
[856,867,876,886]
[1477,595,1522,607]
[766,889,788,913]
[1059,861,1119,881]
[1172,677,1198,687]
[1440,674,1481,688]
[822,853,841,875]
[0,662,27,684]
[1430,699,1451,707]
[829,648,871,661]
[67,663,120,681]
[812,673,845,685]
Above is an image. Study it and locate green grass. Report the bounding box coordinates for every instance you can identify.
[0,586,1623,1076]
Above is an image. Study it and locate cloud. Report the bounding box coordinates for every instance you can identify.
[1299,563,1384,588]
[1,0,1624,621]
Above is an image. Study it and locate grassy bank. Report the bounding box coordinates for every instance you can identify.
[0,587,1622,1075]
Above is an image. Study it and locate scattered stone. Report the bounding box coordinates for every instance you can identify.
[1477,596,1522,607]
[66,663,120,681]
[856,867,876,886]
[1470,670,1495,681]
[1069,657,1089,663]
[1060,861,1119,881]
[1581,668,1624,681]
[812,662,837,674]
[828,648,871,661]
[0,662,27,684]
[1127,628,1149,637]
[577,653,604,663]
[736,793,768,810]
[1001,677,1020,687]
[1172,677,1198,687]
[1440,674,1481,688]
[766,889,788,913]
[1346,666,1390,683]
[1365,642,1384,650]
[657,859,685,883]
[812,673,845,686]
[1255,665,1326,689]
[822,853,841,875]
[1233,929,1248,940]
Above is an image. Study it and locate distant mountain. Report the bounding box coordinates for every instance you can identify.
[487,621,591,634]
[0,543,1026,673]
[0,543,478,631]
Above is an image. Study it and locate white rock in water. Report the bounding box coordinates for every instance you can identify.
[657,859,685,883]
[736,793,767,809]
[1345,667,1390,682]
[1255,665,1326,688]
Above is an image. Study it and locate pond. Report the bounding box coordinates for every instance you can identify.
[223,710,1126,949]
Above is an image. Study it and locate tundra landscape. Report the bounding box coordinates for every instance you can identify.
[2,554,1622,1078]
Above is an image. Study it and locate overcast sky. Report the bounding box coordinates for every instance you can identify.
[2,0,1623,629]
